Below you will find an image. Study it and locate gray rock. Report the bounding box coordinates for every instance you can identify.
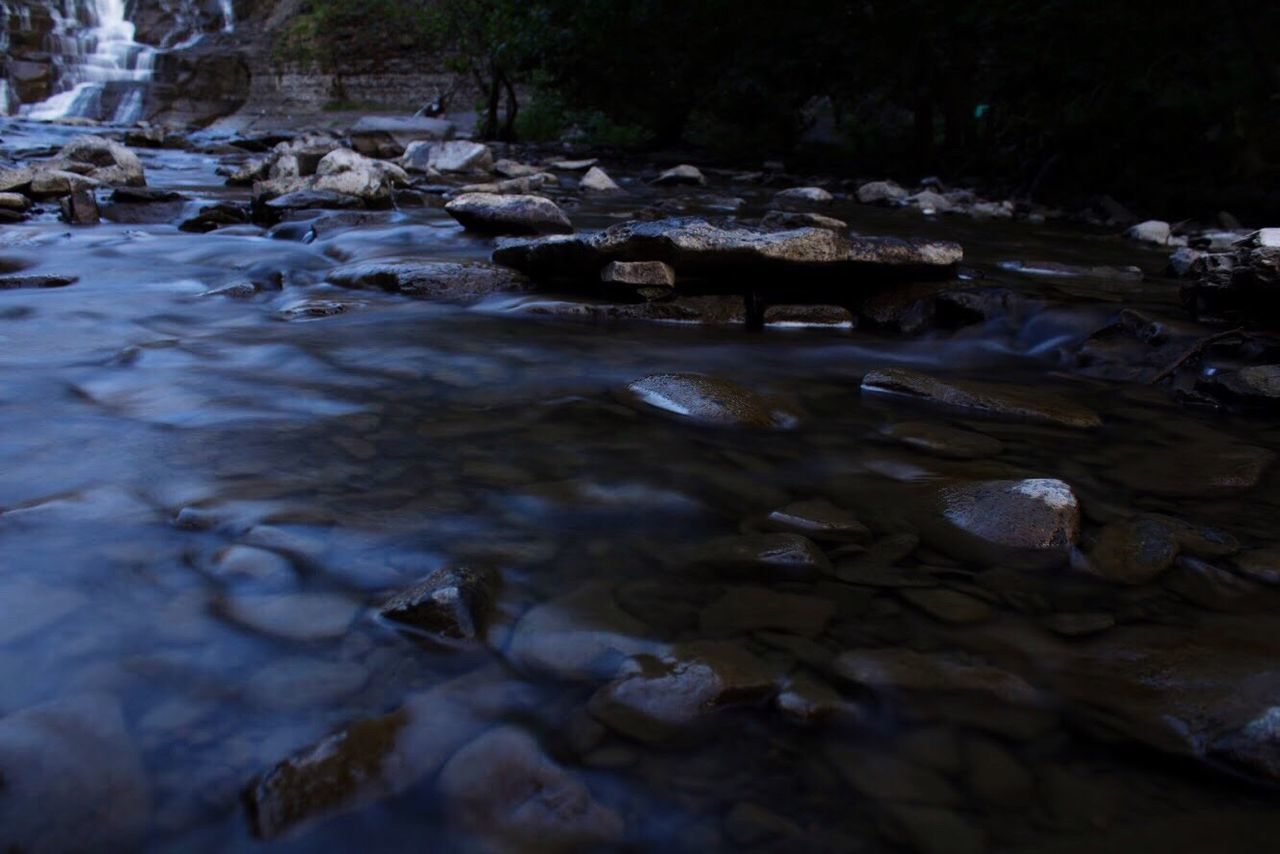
[403,139,493,174]
[59,188,100,225]
[690,533,831,578]
[493,159,541,178]
[857,180,909,205]
[379,565,499,640]
[773,186,833,208]
[579,165,623,194]
[218,592,359,641]
[761,210,848,231]
[600,260,675,298]
[1126,219,1174,245]
[445,192,574,235]
[653,164,706,186]
[436,726,624,849]
[763,498,870,543]
[29,169,99,196]
[626,372,799,428]
[51,135,145,186]
[862,368,1101,428]
[459,173,558,195]
[327,260,531,301]
[0,192,31,211]
[349,115,455,158]
[312,148,408,202]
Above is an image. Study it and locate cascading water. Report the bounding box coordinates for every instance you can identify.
[4,0,235,124]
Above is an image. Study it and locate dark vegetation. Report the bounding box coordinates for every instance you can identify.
[279,0,1280,216]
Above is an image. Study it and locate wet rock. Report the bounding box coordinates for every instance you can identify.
[403,139,493,174]
[773,186,833,208]
[0,191,31,211]
[379,565,498,640]
[0,695,150,853]
[775,671,851,723]
[494,217,961,285]
[1126,219,1177,246]
[51,135,146,186]
[723,802,804,845]
[690,533,832,578]
[549,158,599,171]
[579,166,623,194]
[493,159,540,178]
[218,592,359,641]
[1233,548,1280,585]
[261,190,365,220]
[761,210,848,231]
[857,180,909,205]
[0,274,78,290]
[922,478,1080,568]
[1111,440,1273,497]
[588,641,778,743]
[29,169,99,196]
[600,260,675,299]
[763,303,854,327]
[179,202,249,233]
[700,586,836,636]
[1164,556,1275,613]
[763,498,870,543]
[211,545,295,590]
[327,260,531,301]
[109,186,185,204]
[653,164,706,186]
[459,173,559,195]
[247,670,524,839]
[880,421,1004,459]
[862,368,1101,428]
[900,588,994,624]
[1206,364,1280,403]
[832,647,1042,708]
[348,115,455,158]
[906,189,955,214]
[878,804,988,854]
[245,657,368,711]
[1042,612,1116,637]
[445,192,574,235]
[312,148,408,202]
[506,584,662,681]
[59,188,100,225]
[826,743,964,806]
[437,726,624,850]
[1082,518,1180,585]
[625,372,798,428]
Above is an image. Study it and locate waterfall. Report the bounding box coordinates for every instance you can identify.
[5,0,236,123]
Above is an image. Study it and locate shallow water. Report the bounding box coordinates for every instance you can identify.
[2,118,1280,853]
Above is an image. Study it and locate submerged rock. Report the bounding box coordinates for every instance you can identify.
[763,498,870,543]
[880,421,1004,459]
[690,533,831,578]
[625,373,799,428]
[0,695,150,852]
[378,565,499,640]
[437,726,624,849]
[862,368,1101,428]
[832,647,1042,708]
[445,192,574,235]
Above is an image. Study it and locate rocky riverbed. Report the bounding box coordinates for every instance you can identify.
[2,115,1280,853]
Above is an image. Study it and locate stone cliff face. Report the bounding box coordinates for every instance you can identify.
[2,0,470,128]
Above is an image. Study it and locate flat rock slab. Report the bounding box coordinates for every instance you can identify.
[626,373,799,428]
[327,260,531,301]
[445,193,574,235]
[493,217,961,285]
[862,368,1101,428]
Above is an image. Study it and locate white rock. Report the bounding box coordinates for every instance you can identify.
[1126,219,1173,245]
[579,166,623,194]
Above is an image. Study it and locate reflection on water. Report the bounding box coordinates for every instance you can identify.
[2,118,1280,853]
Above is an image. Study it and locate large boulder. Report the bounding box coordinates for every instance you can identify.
[312,148,409,202]
[920,478,1082,568]
[47,135,145,186]
[327,260,531,301]
[445,193,574,235]
[402,140,493,174]
[348,115,456,158]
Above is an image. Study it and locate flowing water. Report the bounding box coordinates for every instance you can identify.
[2,118,1280,853]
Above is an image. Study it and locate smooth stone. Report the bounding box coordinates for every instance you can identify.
[219,592,358,641]
[244,657,368,711]
[0,695,150,852]
[862,368,1101,428]
[880,421,1004,459]
[1164,556,1275,613]
[626,372,798,428]
[378,564,499,640]
[899,588,994,624]
[653,164,706,186]
[1082,518,1180,585]
[773,186,834,208]
[924,478,1081,568]
[1211,364,1280,402]
[857,180,909,205]
[691,533,831,578]
[52,135,146,186]
[210,545,296,590]
[1234,548,1280,585]
[588,641,778,743]
[506,584,663,681]
[832,647,1042,708]
[700,586,836,636]
[0,191,31,211]
[459,173,558,195]
[436,726,624,849]
[761,210,848,231]
[763,499,870,543]
[600,260,675,295]
[445,192,573,235]
[493,159,541,178]
[402,139,492,173]
[1126,219,1173,245]
[548,158,598,171]
[247,669,525,839]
